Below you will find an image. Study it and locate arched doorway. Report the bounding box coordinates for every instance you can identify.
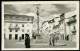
[9,34,12,40]
[15,34,18,40]
[22,34,24,39]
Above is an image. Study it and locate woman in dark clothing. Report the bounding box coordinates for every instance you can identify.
[25,34,30,48]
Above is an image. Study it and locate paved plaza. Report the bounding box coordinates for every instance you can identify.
[4,39,76,48]
[3,3,78,49]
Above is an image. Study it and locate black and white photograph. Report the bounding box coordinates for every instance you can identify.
[1,1,79,50]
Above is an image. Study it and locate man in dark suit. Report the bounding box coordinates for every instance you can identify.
[25,34,30,48]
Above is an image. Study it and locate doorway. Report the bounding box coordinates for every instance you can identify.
[9,34,12,40]
[15,34,18,40]
[22,34,24,39]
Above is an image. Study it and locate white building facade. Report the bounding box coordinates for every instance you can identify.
[65,10,77,41]
[58,10,77,41]
[4,14,34,40]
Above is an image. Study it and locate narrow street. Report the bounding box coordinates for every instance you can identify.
[3,3,79,50]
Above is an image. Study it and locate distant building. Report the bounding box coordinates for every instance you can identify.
[67,15,76,41]
[53,24,60,38]
[59,13,65,40]
[40,19,55,38]
[39,10,77,42]
[40,21,49,36]
[4,14,34,40]
[65,10,77,41]
[58,10,77,41]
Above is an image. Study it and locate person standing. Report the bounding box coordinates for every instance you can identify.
[49,34,52,45]
[55,35,58,42]
[49,36,51,45]
[52,34,55,46]
[19,36,21,42]
[25,34,30,48]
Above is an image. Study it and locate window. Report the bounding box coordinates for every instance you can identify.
[16,16,18,18]
[31,18,33,22]
[15,30,18,32]
[4,34,6,39]
[4,29,6,31]
[27,30,29,32]
[9,34,12,39]
[10,29,12,32]
[10,16,12,18]
[16,24,18,27]
[74,26,75,29]
[22,29,24,32]
[22,24,24,27]
[22,17,24,21]
[27,18,29,21]
[10,24,12,26]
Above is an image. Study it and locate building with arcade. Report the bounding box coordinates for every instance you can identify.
[4,14,34,40]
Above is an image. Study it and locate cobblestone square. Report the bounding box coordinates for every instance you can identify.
[4,39,76,48]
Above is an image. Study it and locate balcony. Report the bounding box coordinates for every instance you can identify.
[8,26,20,30]
[67,18,76,25]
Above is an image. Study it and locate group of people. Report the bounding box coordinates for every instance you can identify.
[49,34,59,46]
[19,33,59,48]
[24,33,59,48]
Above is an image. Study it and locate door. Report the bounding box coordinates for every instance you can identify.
[9,34,12,40]
[15,34,18,40]
[22,34,24,39]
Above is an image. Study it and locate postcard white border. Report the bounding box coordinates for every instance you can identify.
[1,1,79,50]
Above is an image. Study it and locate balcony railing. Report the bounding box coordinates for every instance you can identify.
[8,26,20,30]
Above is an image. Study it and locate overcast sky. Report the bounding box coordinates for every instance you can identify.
[4,4,76,25]
[4,4,76,15]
